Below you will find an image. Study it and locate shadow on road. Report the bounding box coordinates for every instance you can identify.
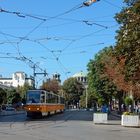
[28,110,94,122]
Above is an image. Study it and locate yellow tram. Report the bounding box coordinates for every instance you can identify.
[24,90,65,117]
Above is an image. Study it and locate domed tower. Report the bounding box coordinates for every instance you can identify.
[72,71,87,86]
[52,72,61,84]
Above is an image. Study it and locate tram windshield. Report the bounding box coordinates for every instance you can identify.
[26,91,41,103]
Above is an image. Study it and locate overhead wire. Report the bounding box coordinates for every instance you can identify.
[26,23,117,63]
[0,0,104,29]
[0,15,116,30]
[1,0,119,80]
[102,0,122,9]
[35,40,72,79]
[0,30,45,72]
[0,8,46,21]
[0,2,84,66]
[0,7,47,71]
[0,29,19,53]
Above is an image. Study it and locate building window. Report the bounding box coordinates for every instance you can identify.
[21,74,25,80]
[81,77,83,82]
[78,77,80,81]
[4,82,8,85]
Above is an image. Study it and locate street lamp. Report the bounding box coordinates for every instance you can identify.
[83,0,100,6]
[85,85,88,109]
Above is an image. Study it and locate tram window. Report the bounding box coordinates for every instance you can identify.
[46,92,49,103]
[41,92,45,103]
[55,95,58,103]
[60,97,64,104]
[46,93,58,103]
[56,96,59,103]
[27,91,40,103]
[52,94,56,103]
[46,93,53,103]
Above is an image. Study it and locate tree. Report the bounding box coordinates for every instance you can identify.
[17,83,33,104]
[114,0,140,97]
[86,0,140,112]
[87,47,119,107]
[62,78,84,107]
[40,79,60,94]
[6,88,17,104]
[11,92,21,105]
[125,96,133,106]
[0,88,7,105]
[18,83,33,97]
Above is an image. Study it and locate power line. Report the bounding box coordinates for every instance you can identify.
[0,8,46,21]
[0,33,45,73]
[34,41,71,79]
[102,0,122,9]
[0,0,100,22]
[83,20,108,28]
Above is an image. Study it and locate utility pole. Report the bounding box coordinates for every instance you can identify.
[32,64,47,89]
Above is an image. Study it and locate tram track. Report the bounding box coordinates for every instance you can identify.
[0,111,73,133]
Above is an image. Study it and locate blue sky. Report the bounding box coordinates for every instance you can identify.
[0,0,124,86]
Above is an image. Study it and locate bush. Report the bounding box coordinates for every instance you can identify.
[124,97,133,106]
[123,112,136,115]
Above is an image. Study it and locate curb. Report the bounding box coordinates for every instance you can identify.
[94,121,121,125]
[0,111,25,116]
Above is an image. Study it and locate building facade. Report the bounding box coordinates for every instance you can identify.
[0,72,33,88]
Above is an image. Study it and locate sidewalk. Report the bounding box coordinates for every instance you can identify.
[0,110,25,116]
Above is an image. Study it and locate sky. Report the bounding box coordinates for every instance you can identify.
[0,0,124,86]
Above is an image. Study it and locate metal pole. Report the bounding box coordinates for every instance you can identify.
[33,64,36,89]
[85,85,88,109]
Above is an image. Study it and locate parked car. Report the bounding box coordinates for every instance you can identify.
[5,105,15,111]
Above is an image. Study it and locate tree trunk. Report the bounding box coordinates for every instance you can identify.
[118,91,124,114]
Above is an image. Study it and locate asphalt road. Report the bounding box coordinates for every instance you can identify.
[0,110,140,140]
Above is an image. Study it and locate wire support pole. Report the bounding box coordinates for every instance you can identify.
[32,64,47,89]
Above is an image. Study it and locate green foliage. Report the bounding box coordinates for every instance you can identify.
[5,83,32,104]
[87,92,97,108]
[17,83,33,98]
[86,0,140,106]
[79,93,86,108]
[87,47,118,106]
[11,92,21,104]
[80,91,97,108]
[62,78,84,105]
[124,0,138,6]
[40,79,60,94]
[123,111,136,115]
[97,98,106,106]
[6,89,17,104]
[115,0,140,84]
[0,88,7,104]
[124,96,133,106]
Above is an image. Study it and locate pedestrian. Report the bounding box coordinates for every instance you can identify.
[135,105,138,114]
